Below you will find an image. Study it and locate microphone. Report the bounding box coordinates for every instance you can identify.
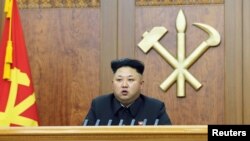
[154,119,159,126]
[130,119,135,126]
[95,119,100,126]
[119,119,124,126]
[82,119,89,126]
[143,119,147,125]
[107,119,112,126]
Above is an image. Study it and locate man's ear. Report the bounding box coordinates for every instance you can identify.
[140,80,144,91]
[140,80,144,85]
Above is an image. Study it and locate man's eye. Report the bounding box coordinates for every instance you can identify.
[128,79,134,81]
[116,79,122,81]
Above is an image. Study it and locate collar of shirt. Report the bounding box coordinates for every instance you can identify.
[112,94,143,118]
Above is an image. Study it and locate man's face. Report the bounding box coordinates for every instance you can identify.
[112,67,144,106]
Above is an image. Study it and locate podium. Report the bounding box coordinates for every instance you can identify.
[0,125,207,141]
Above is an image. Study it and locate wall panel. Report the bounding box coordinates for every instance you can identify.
[243,0,250,124]
[118,0,135,58]
[100,0,118,94]
[19,8,101,125]
[224,0,243,124]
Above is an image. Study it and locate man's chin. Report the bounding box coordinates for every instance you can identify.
[118,98,131,105]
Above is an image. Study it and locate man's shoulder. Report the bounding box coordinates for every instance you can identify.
[93,93,114,103]
[141,94,164,105]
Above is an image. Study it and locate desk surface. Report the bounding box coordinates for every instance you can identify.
[0,125,208,141]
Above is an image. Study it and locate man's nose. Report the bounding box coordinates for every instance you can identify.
[121,80,128,87]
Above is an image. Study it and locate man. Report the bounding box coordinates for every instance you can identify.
[83,58,171,125]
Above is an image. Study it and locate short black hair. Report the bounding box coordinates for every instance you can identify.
[111,58,144,75]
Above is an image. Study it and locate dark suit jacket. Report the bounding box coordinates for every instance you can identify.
[83,93,171,126]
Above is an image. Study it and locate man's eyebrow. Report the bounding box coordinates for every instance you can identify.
[116,74,135,77]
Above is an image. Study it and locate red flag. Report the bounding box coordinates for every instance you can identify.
[0,0,39,126]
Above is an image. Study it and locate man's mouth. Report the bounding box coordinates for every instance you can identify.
[121,90,128,95]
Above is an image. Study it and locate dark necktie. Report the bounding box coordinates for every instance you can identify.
[120,107,133,125]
